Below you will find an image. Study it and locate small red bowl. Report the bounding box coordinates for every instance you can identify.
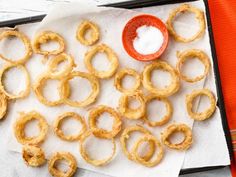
[122,14,169,62]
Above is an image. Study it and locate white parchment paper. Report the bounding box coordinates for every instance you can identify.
[1,0,229,177]
[132,1,230,169]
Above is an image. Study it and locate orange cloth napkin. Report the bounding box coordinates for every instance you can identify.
[208,0,236,176]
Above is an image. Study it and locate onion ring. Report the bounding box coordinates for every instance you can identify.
[120,125,155,161]
[132,134,164,167]
[186,89,216,120]
[80,131,116,166]
[76,20,100,46]
[142,60,180,97]
[22,145,46,167]
[33,74,69,106]
[0,30,32,64]
[114,68,141,94]
[143,94,172,127]
[89,105,122,139]
[59,71,99,107]
[32,31,65,57]
[118,91,145,120]
[0,63,30,99]
[0,92,7,120]
[166,4,206,43]
[176,49,211,82]
[14,111,48,145]
[47,53,76,79]
[84,44,119,79]
[54,112,87,141]
[48,152,77,177]
[161,123,193,150]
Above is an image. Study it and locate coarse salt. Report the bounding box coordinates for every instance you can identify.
[133,25,164,55]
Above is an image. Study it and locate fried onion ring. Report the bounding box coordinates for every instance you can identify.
[118,91,145,120]
[47,53,76,79]
[0,30,32,64]
[22,145,46,167]
[89,105,122,139]
[0,92,7,120]
[176,49,211,82]
[59,71,99,107]
[161,123,193,150]
[33,74,69,106]
[142,60,180,97]
[0,63,30,99]
[132,134,164,167]
[166,4,206,43]
[186,89,216,120]
[54,112,87,141]
[48,152,77,177]
[114,68,141,94]
[143,94,172,127]
[84,44,119,79]
[14,111,48,145]
[76,20,100,46]
[80,131,116,166]
[32,31,65,57]
[120,125,154,161]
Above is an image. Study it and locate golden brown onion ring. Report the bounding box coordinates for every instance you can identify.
[89,105,122,139]
[120,125,154,161]
[14,111,48,145]
[161,123,193,150]
[59,71,99,107]
[0,92,7,120]
[0,30,32,64]
[176,49,211,83]
[53,112,87,141]
[132,134,164,167]
[47,53,76,79]
[143,94,172,127]
[166,4,206,43]
[142,60,180,97]
[54,112,87,141]
[84,44,119,79]
[32,31,65,57]
[76,20,100,46]
[33,74,69,106]
[114,68,141,94]
[80,131,116,166]
[186,89,216,120]
[22,145,46,167]
[48,152,77,177]
[0,63,30,99]
[118,91,145,120]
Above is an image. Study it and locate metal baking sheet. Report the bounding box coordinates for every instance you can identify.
[0,0,232,175]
